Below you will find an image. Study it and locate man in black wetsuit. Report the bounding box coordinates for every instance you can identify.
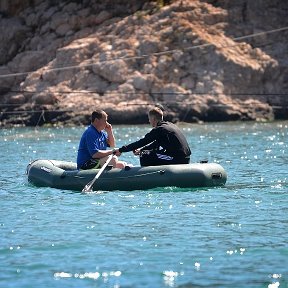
[118,107,191,166]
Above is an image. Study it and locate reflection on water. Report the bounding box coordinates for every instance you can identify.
[0,121,287,288]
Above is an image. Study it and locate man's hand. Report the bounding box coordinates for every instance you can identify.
[133,149,141,155]
[105,122,113,133]
[114,148,121,156]
[105,122,116,147]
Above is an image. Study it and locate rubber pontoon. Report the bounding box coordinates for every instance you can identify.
[26,159,227,192]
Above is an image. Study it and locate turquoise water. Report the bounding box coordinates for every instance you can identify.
[0,122,287,288]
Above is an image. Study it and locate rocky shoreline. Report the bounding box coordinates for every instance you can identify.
[0,0,287,127]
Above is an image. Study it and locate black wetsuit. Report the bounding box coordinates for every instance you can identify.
[119,121,191,166]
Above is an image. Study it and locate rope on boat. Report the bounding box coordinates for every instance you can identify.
[74,170,166,180]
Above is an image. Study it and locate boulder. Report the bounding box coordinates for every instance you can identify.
[0,0,287,126]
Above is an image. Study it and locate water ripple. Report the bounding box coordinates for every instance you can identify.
[0,122,287,288]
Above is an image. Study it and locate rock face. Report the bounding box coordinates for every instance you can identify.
[0,0,287,126]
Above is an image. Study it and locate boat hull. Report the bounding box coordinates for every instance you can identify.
[26,159,227,192]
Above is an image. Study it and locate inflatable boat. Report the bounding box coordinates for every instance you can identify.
[26,159,227,192]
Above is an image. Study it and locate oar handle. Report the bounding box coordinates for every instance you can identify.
[82,154,113,192]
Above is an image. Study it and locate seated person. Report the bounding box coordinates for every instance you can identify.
[77,110,127,170]
[117,107,191,166]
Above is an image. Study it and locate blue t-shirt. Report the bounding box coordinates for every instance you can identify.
[77,125,108,169]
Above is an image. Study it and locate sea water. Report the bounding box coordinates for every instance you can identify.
[0,122,287,288]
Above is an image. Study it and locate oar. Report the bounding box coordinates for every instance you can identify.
[82,154,113,192]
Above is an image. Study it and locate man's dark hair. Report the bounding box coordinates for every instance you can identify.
[91,110,106,122]
[148,107,163,121]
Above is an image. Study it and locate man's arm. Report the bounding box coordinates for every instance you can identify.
[119,129,157,153]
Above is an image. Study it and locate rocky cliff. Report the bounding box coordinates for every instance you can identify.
[0,0,287,126]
